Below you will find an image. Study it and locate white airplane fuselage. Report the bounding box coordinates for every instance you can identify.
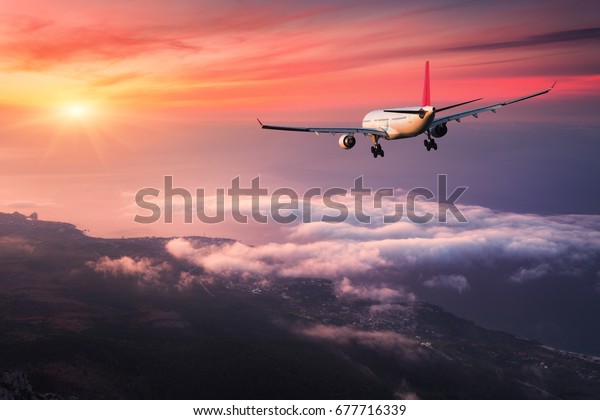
[362,106,436,140]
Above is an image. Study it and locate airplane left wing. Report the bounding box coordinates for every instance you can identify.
[257,119,389,138]
[430,83,556,128]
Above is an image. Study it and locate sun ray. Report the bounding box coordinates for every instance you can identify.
[79,121,109,171]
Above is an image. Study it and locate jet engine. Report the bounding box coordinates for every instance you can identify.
[338,134,356,150]
[430,123,448,138]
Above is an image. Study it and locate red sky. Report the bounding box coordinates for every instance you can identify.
[0,0,598,241]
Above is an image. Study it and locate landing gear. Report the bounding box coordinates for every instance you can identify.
[424,132,438,151]
[371,143,384,158]
[368,134,385,158]
[424,138,437,151]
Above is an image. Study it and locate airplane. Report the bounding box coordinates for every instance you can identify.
[257,62,555,158]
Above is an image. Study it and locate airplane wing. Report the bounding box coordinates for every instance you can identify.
[430,83,556,128]
[257,119,389,138]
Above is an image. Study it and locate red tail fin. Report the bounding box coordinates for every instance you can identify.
[422,61,431,107]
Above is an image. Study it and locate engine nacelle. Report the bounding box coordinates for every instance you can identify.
[430,123,448,138]
[338,134,356,150]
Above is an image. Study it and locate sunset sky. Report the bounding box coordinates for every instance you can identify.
[0,0,599,242]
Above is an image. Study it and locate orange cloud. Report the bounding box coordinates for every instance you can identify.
[0,1,595,121]
[0,22,198,72]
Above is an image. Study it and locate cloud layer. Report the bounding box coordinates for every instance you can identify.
[78,199,600,354]
[165,199,600,291]
[167,236,388,279]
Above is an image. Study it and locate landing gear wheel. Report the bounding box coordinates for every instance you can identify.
[371,143,384,158]
[424,138,437,151]
[371,145,378,158]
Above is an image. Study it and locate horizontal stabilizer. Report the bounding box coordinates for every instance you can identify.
[383,109,424,114]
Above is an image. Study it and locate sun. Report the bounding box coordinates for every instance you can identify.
[63,103,92,120]
[45,100,113,164]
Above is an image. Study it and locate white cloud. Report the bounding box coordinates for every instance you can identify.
[368,303,411,314]
[177,271,196,291]
[336,277,415,302]
[167,237,388,279]
[0,236,35,253]
[176,271,214,292]
[424,274,470,293]
[86,256,171,289]
[293,324,420,360]
[509,263,551,282]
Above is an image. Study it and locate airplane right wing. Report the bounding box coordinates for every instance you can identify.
[430,83,556,128]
